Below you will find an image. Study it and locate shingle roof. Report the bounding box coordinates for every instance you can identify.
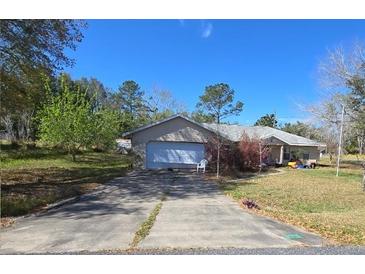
[201,122,325,146]
[123,114,325,147]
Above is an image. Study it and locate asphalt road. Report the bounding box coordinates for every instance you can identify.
[18,246,365,255]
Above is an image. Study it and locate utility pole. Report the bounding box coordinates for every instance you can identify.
[336,104,345,177]
[259,141,262,174]
[216,123,220,178]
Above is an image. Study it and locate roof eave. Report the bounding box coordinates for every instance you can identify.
[121,114,219,138]
[261,133,326,147]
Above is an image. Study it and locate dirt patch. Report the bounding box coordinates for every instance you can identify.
[1,167,129,218]
[1,182,102,217]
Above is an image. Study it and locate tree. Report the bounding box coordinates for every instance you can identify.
[305,92,354,165]
[280,121,321,140]
[346,71,365,154]
[254,113,278,128]
[191,110,216,123]
[37,76,119,161]
[314,42,365,154]
[361,159,365,192]
[76,77,108,111]
[0,20,86,116]
[37,79,93,161]
[0,20,86,143]
[197,83,243,124]
[92,108,121,151]
[196,83,244,177]
[112,80,151,131]
[0,114,16,143]
[147,87,186,121]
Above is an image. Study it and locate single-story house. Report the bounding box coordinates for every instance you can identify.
[123,114,326,169]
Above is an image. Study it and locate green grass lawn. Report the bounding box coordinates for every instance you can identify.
[1,143,132,218]
[220,156,365,245]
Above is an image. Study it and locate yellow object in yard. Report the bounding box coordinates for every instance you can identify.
[288,161,297,168]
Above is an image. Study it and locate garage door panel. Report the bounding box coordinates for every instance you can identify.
[147,142,205,169]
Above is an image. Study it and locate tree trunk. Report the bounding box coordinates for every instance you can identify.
[358,135,364,155]
[329,153,333,165]
[70,147,76,162]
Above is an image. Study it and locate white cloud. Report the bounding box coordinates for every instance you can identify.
[201,22,213,38]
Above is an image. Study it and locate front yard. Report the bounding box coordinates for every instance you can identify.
[2,141,364,246]
[1,143,132,220]
[220,156,365,245]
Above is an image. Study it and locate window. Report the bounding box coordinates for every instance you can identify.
[290,150,300,160]
[283,146,290,160]
[303,152,310,160]
[284,152,290,160]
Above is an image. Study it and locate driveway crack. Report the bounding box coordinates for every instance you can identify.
[128,197,164,250]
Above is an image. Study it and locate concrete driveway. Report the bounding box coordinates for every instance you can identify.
[0,170,323,254]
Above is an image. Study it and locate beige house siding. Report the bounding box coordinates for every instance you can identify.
[265,136,286,146]
[127,116,322,169]
[130,117,214,168]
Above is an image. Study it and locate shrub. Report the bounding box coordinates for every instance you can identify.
[238,132,270,171]
[204,137,240,174]
[204,133,271,174]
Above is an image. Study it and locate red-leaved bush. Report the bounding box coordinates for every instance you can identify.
[204,132,271,173]
[238,133,270,171]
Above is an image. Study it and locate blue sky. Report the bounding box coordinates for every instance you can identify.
[65,19,365,125]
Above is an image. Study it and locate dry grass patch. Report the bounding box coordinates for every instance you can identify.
[1,146,132,217]
[221,158,365,245]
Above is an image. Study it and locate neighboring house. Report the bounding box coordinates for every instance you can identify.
[123,114,326,169]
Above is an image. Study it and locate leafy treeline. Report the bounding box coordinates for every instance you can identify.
[254,113,278,128]
[36,76,119,160]
[1,20,86,143]
[0,20,184,145]
[0,21,240,162]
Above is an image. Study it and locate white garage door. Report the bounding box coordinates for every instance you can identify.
[146,141,205,169]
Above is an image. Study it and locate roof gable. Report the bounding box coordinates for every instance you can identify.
[122,114,206,137]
